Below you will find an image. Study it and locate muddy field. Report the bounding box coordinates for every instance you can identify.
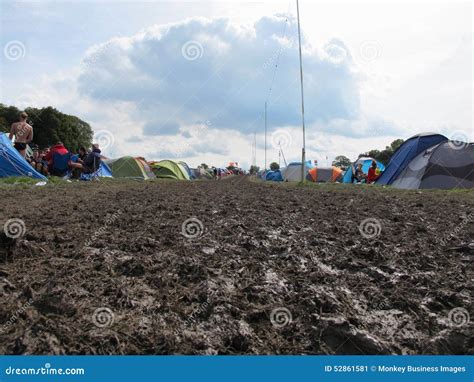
[0,177,472,355]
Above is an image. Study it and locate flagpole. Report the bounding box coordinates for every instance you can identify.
[296,0,306,183]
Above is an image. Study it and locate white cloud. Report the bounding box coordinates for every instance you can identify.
[76,16,364,136]
[2,4,471,169]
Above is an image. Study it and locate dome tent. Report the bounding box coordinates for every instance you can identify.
[265,170,283,181]
[307,166,343,183]
[376,133,447,185]
[0,133,46,180]
[341,157,385,183]
[149,160,190,180]
[281,161,314,182]
[105,156,155,180]
[391,141,473,189]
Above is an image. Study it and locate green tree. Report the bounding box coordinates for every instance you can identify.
[0,103,93,151]
[361,139,405,166]
[270,162,280,171]
[249,165,260,175]
[332,155,351,170]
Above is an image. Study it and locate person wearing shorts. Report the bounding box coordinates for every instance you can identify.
[9,111,33,158]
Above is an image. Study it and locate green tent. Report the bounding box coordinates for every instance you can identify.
[105,156,155,180]
[150,160,190,180]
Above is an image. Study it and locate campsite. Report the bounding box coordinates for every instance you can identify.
[0,2,473,374]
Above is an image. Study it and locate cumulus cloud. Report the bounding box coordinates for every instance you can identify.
[77,16,362,138]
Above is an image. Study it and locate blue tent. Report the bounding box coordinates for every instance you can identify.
[341,157,385,183]
[377,133,447,185]
[79,162,113,181]
[0,133,47,180]
[265,170,283,182]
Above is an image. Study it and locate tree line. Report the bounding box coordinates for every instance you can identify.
[333,139,404,169]
[0,104,93,152]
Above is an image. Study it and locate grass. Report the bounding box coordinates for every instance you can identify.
[252,177,474,195]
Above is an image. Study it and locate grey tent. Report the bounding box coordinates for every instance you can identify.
[391,141,473,189]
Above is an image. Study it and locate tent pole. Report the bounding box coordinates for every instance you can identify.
[296,0,306,183]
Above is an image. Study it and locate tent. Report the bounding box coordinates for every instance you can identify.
[179,161,194,179]
[135,157,156,179]
[391,141,473,189]
[79,162,113,181]
[281,161,314,182]
[341,157,385,183]
[0,133,47,180]
[307,166,343,183]
[105,156,155,180]
[198,168,214,179]
[190,168,200,179]
[266,170,283,182]
[376,133,448,185]
[150,160,190,180]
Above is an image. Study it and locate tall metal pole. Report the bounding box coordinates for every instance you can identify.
[254,130,257,168]
[296,0,306,183]
[264,101,267,171]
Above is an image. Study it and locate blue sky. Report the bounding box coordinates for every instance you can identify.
[1,0,472,168]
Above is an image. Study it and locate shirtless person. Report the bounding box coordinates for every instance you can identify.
[9,111,33,158]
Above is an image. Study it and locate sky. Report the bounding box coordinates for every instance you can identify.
[1,0,472,169]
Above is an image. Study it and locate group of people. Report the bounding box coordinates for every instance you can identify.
[353,160,381,184]
[9,111,103,177]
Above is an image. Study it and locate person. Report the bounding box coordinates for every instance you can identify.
[367,160,380,183]
[213,167,218,180]
[353,163,367,183]
[77,146,87,161]
[9,111,33,158]
[82,144,102,173]
[30,149,48,175]
[43,142,70,174]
